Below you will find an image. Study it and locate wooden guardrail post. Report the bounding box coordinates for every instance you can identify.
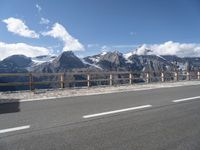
[129,73,132,85]
[60,73,64,89]
[198,71,200,80]
[186,72,190,81]
[87,74,90,87]
[29,73,33,91]
[109,74,113,86]
[146,72,150,83]
[174,72,178,81]
[161,72,164,82]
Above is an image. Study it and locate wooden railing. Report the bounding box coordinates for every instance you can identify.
[0,71,200,91]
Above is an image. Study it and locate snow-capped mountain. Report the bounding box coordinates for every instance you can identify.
[84,51,129,71]
[0,50,200,74]
[84,51,175,72]
[32,51,86,73]
[83,51,107,64]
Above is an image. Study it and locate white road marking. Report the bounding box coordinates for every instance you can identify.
[0,125,30,134]
[19,97,57,103]
[172,96,200,103]
[83,105,152,118]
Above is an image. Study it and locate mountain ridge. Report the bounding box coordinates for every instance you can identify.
[0,50,200,74]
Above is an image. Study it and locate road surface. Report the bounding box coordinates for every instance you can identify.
[0,84,200,149]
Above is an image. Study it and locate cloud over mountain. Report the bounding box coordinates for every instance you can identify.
[0,42,50,60]
[42,23,85,52]
[3,17,39,39]
[135,41,200,57]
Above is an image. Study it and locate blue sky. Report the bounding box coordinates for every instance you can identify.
[0,0,200,59]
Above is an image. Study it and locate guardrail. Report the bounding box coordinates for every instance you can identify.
[0,71,200,91]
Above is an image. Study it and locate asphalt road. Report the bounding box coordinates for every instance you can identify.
[0,84,200,149]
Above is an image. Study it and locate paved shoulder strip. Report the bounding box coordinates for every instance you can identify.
[83,105,152,119]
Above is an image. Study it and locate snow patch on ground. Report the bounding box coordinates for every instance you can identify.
[31,55,56,64]
[101,51,107,56]
[89,57,100,63]
[124,52,133,59]
[156,55,167,61]
[124,52,133,63]
[81,58,102,69]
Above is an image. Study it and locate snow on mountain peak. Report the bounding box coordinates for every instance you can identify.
[101,51,107,56]
[124,52,134,59]
[31,55,56,64]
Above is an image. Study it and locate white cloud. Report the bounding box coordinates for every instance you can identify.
[0,42,50,60]
[100,45,111,52]
[42,23,84,51]
[40,17,50,25]
[134,41,200,57]
[36,4,42,12]
[3,17,39,38]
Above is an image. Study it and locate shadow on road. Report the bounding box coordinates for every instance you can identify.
[0,99,20,114]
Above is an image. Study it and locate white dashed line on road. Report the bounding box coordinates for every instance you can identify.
[83,105,152,118]
[0,125,30,134]
[172,96,200,103]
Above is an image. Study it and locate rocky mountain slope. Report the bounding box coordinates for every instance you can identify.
[32,51,86,73]
[84,52,176,72]
[0,55,32,73]
[0,51,200,74]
